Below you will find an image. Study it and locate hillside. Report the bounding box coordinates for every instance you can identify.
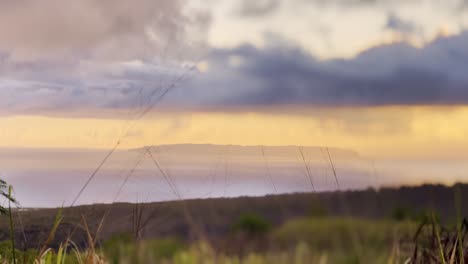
[0,183,466,251]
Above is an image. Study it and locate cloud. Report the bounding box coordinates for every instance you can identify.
[385,13,419,35]
[0,13,468,117]
[0,0,210,117]
[248,0,468,14]
[0,0,209,61]
[236,0,281,17]
[296,0,448,7]
[164,31,468,109]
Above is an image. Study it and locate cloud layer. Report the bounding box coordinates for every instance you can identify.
[0,0,209,116]
[0,0,209,61]
[236,0,281,17]
[2,29,468,117]
[164,31,468,109]
[1,0,468,117]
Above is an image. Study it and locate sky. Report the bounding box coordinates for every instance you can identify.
[2,0,468,206]
[1,0,468,159]
[2,145,383,206]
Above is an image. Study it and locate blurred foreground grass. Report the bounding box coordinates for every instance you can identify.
[106,217,417,264]
[0,216,419,264]
[3,183,467,263]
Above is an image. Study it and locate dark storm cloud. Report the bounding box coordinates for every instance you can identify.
[163,30,468,109]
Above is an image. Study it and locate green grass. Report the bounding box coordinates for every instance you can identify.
[273,217,418,263]
[2,183,468,263]
[91,217,418,263]
[2,214,468,263]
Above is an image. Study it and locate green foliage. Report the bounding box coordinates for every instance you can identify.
[102,235,185,264]
[0,241,22,263]
[149,238,185,260]
[308,200,328,217]
[0,241,38,264]
[232,213,271,236]
[390,206,436,223]
[1,216,464,263]
[391,206,411,221]
[273,217,418,263]
[0,179,17,216]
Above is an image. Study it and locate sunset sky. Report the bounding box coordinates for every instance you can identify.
[1,0,468,159]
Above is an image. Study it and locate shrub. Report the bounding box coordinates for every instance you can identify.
[232,213,271,236]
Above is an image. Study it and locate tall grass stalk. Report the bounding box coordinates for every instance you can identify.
[433,212,447,264]
[323,148,363,261]
[8,186,16,264]
[455,184,465,264]
[38,208,63,259]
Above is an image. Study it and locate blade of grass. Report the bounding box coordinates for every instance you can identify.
[81,214,96,262]
[433,212,447,264]
[68,240,84,264]
[455,184,465,264]
[449,236,458,264]
[38,208,63,258]
[56,244,65,264]
[298,146,315,192]
[8,186,16,264]
[326,148,340,189]
[46,250,53,264]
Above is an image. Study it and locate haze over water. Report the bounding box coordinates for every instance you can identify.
[1,145,465,207]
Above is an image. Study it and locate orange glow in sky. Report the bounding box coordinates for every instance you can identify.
[1,106,468,159]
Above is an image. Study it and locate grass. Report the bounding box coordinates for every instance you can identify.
[0,215,466,263]
[273,217,418,263]
[0,183,467,263]
[0,215,428,263]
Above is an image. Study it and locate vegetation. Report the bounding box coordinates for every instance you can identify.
[232,213,272,236]
[0,179,17,216]
[0,215,465,263]
[0,183,467,263]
